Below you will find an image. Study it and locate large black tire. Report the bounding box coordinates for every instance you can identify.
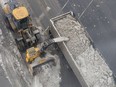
[15,39,25,52]
[4,17,14,32]
[35,33,40,45]
[48,30,54,39]
[35,33,40,41]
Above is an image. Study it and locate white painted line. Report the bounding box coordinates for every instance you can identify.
[79,0,94,19]
[61,0,69,11]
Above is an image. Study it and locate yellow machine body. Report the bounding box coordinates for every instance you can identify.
[26,47,40,63]
[26,46,56,75]
[12,6,29,20]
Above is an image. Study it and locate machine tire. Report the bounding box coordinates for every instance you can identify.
[15,39,25,52]
[4,17,13,31]
[48,30,54,38]
[4,15,17,32]
[18,41,25,51]
[35,33,40,41]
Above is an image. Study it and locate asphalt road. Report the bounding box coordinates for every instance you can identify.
[28,0,116,78]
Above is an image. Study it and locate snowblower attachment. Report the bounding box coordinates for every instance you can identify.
[28,53,56,75]
[26,37,69,75]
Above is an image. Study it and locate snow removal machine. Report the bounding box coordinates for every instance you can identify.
[3,0,69,75]
[26,37,69,75]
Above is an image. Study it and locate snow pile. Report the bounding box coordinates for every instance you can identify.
[32,55,61,87]
[54,14,115,87]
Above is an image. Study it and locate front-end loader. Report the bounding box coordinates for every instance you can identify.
[3,1,40,51]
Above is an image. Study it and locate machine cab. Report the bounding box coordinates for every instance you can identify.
[26,47,40,63]
[12,6,29,29]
